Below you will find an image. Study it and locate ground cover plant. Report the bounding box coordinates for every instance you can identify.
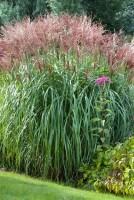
[0,171,133,200]
[0,14,134,196]
[78,136,134,196]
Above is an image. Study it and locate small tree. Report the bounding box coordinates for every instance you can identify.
[83,0,125,32]
[0,0,49,26]
[33,0,49,17]
[47,0,83,15]
[0,1,18,26]
[116,0,134,35]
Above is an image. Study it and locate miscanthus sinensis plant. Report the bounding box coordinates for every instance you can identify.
[0,14,134,73]
[0,49,133,180]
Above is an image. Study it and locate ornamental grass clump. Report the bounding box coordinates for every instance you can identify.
[0,50,133,180]
[0,14,134,73]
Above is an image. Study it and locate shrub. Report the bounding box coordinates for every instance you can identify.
[0,49,133,180]
[0,0,49,26]
[78,137,134,196]
[48,0,83,15]
[0,2,18,27]
[83,0,125,32]
[116,0,134,36]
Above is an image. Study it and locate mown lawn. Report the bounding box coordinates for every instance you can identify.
[0,171,133,200]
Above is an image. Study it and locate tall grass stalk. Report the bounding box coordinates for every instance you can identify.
[0,50,133,180]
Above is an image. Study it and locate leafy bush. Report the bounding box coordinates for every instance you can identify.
[116,0,134,36]
[78,137,134,196]
[48,0,83,15]
[0,0,49,26]
[0,49,133,180]
[0,2,18,27]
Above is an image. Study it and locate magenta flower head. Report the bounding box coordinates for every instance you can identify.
[95,76,112,87]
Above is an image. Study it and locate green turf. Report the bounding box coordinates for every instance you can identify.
[0,171,133,200]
